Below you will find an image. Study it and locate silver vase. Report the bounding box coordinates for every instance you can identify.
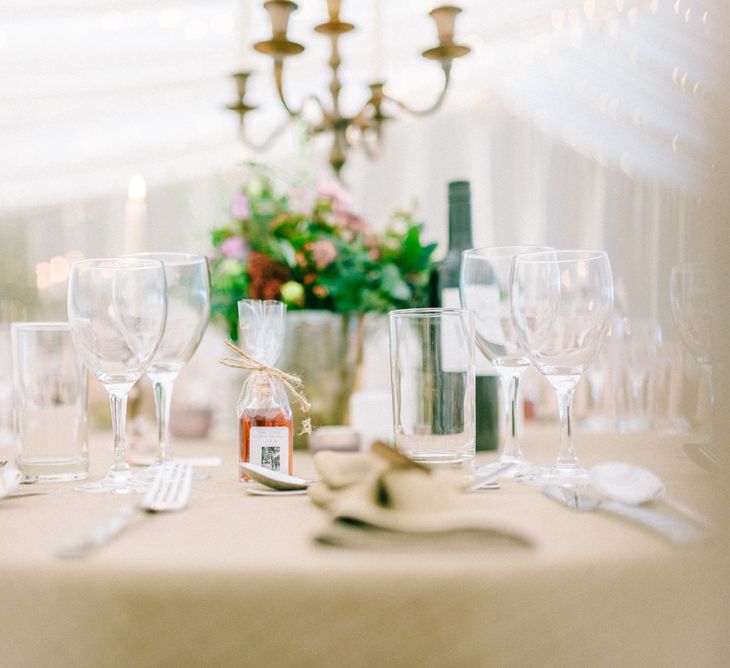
[278,311,365,448]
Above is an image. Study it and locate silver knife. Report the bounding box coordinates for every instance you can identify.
[468,462,517,492]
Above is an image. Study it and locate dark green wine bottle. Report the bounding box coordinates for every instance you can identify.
[431,180,499,451]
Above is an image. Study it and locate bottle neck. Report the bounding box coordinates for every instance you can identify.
[251,372,274,403]
[447,191,473,253]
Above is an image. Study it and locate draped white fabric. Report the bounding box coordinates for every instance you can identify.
[0,0,240,213]
[345,106,705,332]
[0,0,723,337]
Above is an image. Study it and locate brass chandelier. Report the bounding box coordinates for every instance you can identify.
[227,1,471,176]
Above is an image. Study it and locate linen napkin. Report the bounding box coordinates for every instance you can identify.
[308,444,532,549]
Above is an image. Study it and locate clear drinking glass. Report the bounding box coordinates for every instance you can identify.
[670,264,712,383]
[127,253,210,468]
[670,263,716,452]
[389,308,476,473]
[510,250,614,483]
[460,245,552,476]
[67,259,167,494]
[615,317,661,432]
[11,322,88,482]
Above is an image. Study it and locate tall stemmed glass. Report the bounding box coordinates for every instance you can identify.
[67,259,167,494]
[127,253,210,469]
[510,250,613,483]
[460,246,552,476]
[671,263,716,451]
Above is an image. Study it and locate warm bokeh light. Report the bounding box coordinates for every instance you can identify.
[127,175,147,201]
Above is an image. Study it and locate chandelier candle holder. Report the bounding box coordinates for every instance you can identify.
[227,1,470,175]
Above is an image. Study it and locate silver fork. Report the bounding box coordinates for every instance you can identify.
[57,462,193,558]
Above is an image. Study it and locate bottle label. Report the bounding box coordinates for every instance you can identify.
[440,287,460,309]
[250,426,289,472]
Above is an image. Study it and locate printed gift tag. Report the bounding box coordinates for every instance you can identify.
[249,426,290,473]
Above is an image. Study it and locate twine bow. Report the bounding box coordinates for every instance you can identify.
[219,339,312,435]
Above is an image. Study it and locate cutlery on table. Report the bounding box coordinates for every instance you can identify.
[543,485,704,544]
[468,462,517,492]
[589,461,712,529]
[239,462,316,491]
[245,486,309,496]
[57,462,193,558]
[0,464,22,500]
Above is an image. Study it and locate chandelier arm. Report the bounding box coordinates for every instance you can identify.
[300,94,328,128]
[238,116,294,152]
[229,3,469,174]
[274,59,302,117]
[358,131,378,159]
[383,62,453,117]
[351,101,374,129]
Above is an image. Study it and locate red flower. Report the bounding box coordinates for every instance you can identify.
[246,251,291,300]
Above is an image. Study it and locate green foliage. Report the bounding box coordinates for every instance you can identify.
[209,169,437,339]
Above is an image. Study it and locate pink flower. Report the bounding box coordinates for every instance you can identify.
[231,194,250,219]
[220,236,247,260]
[342,211,370,232]
[288,186,317,213]
[308,239,338,269]
[317,179,352,217]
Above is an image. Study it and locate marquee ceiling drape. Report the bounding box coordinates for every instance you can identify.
[1,0,720,215]
[0,0,724,330]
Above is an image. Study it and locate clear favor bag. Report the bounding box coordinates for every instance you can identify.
[221,300,310,480]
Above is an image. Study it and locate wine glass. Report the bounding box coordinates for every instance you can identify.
[671,263,716,452]
[670,264,712,375]
[510,250,614,483]
[67,258,167,494]
[127,253,210,470]
[460,246,552,476]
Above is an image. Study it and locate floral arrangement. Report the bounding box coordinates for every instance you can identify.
[209,169,437,340]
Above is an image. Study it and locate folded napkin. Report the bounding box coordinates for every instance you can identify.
[308,445,532,549]
[0,465,22,499]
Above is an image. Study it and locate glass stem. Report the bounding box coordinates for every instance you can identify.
[109,392,131,479]
[152,377,175,464]
[555,386,580,470]
[499,372,523,461]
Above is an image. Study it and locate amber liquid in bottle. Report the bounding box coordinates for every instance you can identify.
[238,374,293,481]
[239,410,293,481]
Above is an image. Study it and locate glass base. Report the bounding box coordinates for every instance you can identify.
[74,470,148,495]
[520,464,589,487]
[17,456,89,483]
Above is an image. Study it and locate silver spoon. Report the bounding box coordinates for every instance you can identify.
[589,461,712,529]
[0,465,23,499]
[245,487,308,496]
[239,463,315,491]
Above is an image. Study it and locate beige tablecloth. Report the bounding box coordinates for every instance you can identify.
[0,426,727,667]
